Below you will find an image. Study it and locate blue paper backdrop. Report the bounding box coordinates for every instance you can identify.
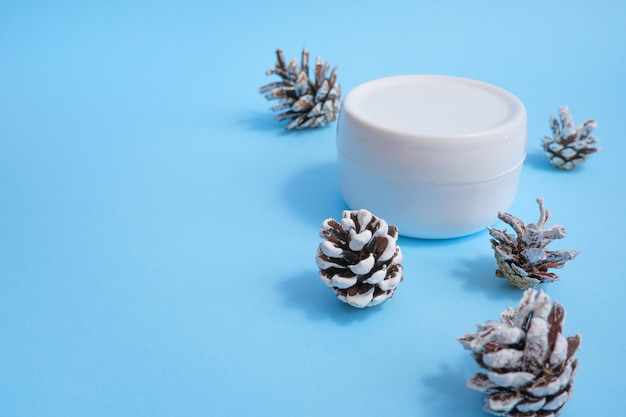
[1,1,625,416]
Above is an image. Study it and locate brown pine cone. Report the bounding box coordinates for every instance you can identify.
[541,106,599,170]
[315,209,403,308]
[458,288,581,417]
[259,48,341,130]
[488,198,579,289]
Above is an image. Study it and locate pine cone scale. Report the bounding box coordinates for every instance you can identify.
[330,274,357,289]
[469,373,499,392]
[488,371,536,388]
[378,265,402,291]
[486,391,521,413]
[547,303,565,345]
[482,348,523,369]
[566,336,580,359]
[515,399,546,414]
[363,267,386,285]
[348,254,375,275]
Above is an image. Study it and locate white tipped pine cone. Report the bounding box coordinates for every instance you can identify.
[315,209,403,308]
[259,48,341,130]
[459,288,581,417]
[488,198,580,289]
[541,106,599,170]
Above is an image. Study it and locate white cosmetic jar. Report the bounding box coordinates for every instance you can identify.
[336,75,527,239]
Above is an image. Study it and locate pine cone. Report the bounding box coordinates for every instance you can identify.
[259,48,341,130]
[541,106,599,170]
[315,209,403,308]
[488,198,580,289]
[458,288,581,417]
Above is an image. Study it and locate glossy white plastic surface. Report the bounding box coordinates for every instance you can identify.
[336,75,527,239]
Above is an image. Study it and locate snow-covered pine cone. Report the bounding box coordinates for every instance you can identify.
[488,198,580,289]
[259,48,341,130]
[458,288,581,417]
[315,209,403,308]
[541,106,599,170]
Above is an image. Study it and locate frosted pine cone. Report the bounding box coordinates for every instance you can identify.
[488,198,580,289]
[315,209,403,308]
[259,48,341,130]
[541,106,599,170]
[458,288,581,417]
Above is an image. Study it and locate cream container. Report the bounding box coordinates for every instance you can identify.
[336,75,527,239]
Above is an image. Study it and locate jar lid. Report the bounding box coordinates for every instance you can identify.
[336,75,527,183]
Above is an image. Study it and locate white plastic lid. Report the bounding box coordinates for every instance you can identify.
[336,75,527,183]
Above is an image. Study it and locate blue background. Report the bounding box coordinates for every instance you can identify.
[1,1,624,416]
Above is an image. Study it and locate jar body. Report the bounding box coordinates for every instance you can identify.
[336,75,527,239]
[338,151,524,239]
